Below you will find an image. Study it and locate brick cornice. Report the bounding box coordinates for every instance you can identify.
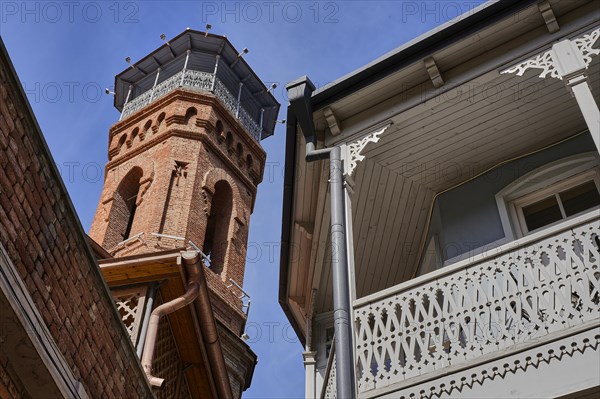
[109,88,266,159]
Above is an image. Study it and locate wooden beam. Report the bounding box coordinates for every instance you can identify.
[424,56,444,88]
[538,1,560,33]
[99,252,182,286]
[101,261,181,286]
[323,106,341,136]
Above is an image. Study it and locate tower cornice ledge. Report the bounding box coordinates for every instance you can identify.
[110,89,266,157]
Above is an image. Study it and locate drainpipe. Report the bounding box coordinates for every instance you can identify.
[286,76,356,399]
[187,254,234,399]
[136,283,158,358]
[141,251,201,388]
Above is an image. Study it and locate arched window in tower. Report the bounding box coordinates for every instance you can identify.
[104,167,143,249]
[128,128,139,147]
[203,180,233,275]
[185,107,197,125]
[118,134,127,151]
[216,120,225,142]
[157,112,165,130]
[143,120,152,139]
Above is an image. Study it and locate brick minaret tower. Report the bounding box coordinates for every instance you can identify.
[88,30,279,397]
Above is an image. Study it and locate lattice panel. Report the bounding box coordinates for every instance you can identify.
[323,354,337,399]
[354,217,600,393]
[154,298,192,399]
[113,286,148,345]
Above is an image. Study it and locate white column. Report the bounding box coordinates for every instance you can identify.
[211,55,220,92]
[342,172,359,397]
[179,49,191,86]
[236,82,243,117]
[259,108,264,130]
[303,351,317,399]
[551,40,600,152]
[119,85,133,121]
[342,173,356,304]
[148,67,161,102]
[570,77,600,151]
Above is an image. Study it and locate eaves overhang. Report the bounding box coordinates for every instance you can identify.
[310,0,539,112]
[278,108,307,346]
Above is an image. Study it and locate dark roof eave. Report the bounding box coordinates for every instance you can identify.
[278,108,307,346]
[113,30,278,109]
[310,0,538,111]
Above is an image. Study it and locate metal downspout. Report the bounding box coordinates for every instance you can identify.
[286,77,356,399]
[136,283,158,358]
[140,251,201,388]
[187,256,234,399]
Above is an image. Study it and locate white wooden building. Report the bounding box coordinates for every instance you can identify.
[279,0,600,397]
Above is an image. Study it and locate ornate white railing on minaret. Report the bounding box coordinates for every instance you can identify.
[120,70,263,142]
[353,212,600,395]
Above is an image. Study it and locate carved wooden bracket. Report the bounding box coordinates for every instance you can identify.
[501,28,599,80]
[343,122,392,177]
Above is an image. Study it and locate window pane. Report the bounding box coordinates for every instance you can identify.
[560,181,600,217]
[522,196,563,231]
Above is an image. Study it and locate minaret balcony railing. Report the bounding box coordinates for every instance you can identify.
[120,70,262,142]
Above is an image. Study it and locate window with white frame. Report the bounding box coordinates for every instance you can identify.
[496,152,600,238]
[514,172,600,234]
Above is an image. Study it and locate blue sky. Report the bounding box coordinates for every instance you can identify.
[1,1,485,397]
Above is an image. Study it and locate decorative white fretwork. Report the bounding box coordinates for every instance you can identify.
[501,48,560,79]
[112,285,148,345]
[573,28,600,66]
[353,215,600,394]
[396,327,599,399]
[344,123,392,176]
[501,27,600,80]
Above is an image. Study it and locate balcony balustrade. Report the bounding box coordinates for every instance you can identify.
[338,212,600,396]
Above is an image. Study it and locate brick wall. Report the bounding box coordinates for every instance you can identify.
[0,41,152,398]
[0,360,28,399]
